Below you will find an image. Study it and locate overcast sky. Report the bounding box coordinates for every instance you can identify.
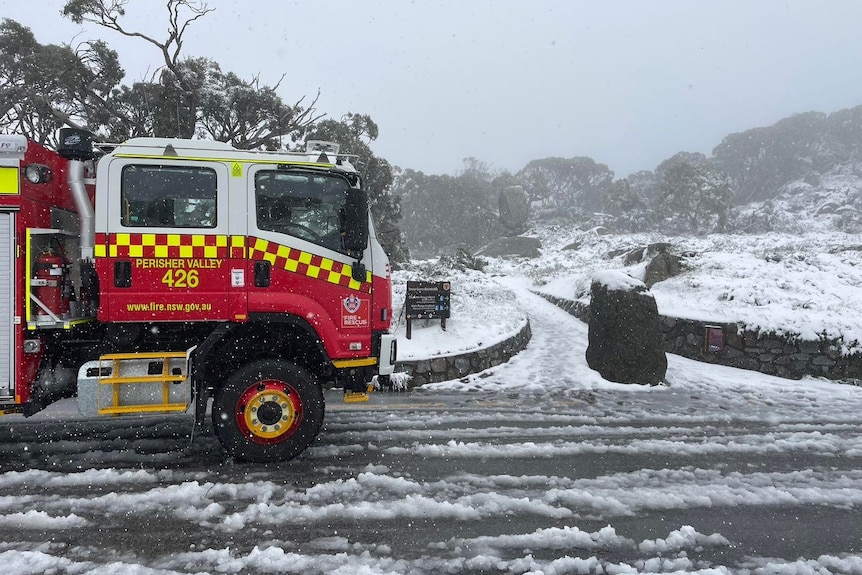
[3,0,862,177]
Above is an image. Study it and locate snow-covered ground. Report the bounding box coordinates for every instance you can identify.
[2,228,862,574]
[391,264,527,362]
[393,227,862,360]
[501,228,862,352]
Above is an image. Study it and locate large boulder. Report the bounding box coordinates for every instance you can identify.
[476,236,542,259]
[614,242,684,287]
[585,271,667,385]
[498,186,530,235]
[621,242,672,265]
[643,251,683,287]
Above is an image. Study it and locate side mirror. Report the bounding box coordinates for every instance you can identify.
[342,188,369,255]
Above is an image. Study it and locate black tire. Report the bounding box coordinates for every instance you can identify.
[212,360,324,463]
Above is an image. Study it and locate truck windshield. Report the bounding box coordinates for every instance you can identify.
[255,170,351,252]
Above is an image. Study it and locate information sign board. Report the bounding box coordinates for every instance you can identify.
[406,281,450,320]
[405,281,450,338]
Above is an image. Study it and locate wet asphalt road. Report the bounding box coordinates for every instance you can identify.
[0,386,860,574]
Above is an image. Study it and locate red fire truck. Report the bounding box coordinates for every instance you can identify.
[0,129,396,462]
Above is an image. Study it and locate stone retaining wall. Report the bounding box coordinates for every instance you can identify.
[395,321,532,387]
[538,293,862,382]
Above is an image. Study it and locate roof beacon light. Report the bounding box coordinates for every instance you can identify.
[0,135,28,163]
[306,140,340,155]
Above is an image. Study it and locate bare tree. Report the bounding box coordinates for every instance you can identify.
[62,0,322,144]
[63,0,211,87]
[64,0,214,138]
[197,69,323,150]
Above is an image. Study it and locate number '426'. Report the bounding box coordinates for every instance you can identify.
[161,269,200,288]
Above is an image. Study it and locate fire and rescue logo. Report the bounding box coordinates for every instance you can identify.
[343,294,362,314]
[341,295,369,328]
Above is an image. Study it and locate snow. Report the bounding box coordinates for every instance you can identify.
[0,510,89,529]
[592,269,649,293]
[391,264,527,361]
[502,228,862,353]
[2,227,862,574]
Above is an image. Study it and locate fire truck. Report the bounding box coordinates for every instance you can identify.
[0,129,396,462]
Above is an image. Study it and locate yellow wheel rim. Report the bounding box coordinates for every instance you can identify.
[236,380,302,444]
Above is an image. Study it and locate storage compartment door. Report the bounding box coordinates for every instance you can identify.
[0,212,14,399]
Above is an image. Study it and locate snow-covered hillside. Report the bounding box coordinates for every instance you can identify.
[400,226,862,356]
[559,232,861,352]
[734,162,862,235]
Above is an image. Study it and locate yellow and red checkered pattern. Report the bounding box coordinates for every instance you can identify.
[94,233,371,292]
[248,237,371,292]
[94,233,236,259]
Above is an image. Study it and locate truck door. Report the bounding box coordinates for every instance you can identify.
[100,159,233,322]
[245,166,374,357]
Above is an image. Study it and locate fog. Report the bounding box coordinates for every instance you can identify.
[3,0,862,175]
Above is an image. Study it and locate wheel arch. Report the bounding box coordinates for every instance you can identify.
[192,313,332,425]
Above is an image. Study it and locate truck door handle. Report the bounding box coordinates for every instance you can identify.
[114,261,132,287]
[254,261,270,287]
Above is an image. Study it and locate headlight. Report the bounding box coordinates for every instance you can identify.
[23,164,53,184]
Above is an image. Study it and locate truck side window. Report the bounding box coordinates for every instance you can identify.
[121,165,217,228]
[255,171,350,252]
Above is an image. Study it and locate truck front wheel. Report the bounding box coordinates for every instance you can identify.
[212,360,324,462]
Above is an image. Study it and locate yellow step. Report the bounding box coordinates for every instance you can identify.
[344,392,370,403]
[95,351,190,415]
[98,403,189,415]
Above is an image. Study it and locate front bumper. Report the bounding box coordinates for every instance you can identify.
[377,332,397,376]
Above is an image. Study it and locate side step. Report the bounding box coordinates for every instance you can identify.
[343,384,375,404]
[77,352,191,417]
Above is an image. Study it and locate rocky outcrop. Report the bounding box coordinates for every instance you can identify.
[477,237,542,259]
[620,242,673,265]
[643,251,683,287]
[498,186,530,235]
[585,271,667,385]
[610,243,685,287]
